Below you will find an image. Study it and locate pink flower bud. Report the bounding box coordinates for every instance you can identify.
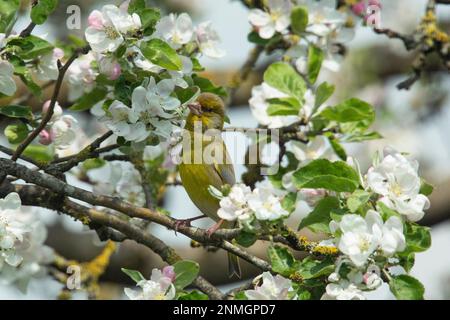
[42,100,63,120]
[88,10,104,30]
[162,266,176,282]
[352,1,366,16]
[39,130,52,145]
[110,63,122,80]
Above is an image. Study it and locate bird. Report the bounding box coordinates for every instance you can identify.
[178,92,241,278]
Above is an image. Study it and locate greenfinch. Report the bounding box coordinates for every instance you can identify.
[178,93,241,278]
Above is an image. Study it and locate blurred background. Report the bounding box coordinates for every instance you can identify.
[0,0,449,299]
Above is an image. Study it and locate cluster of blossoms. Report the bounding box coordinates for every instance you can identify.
[77,2,225,145]
[38,101,79,150]
[0,193,53,287]
[124,266,176,300]
[248,0,355,75]
[217,181,289,226]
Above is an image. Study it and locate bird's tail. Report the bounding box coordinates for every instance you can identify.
[227,252,241,279]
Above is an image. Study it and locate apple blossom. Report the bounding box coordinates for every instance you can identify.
[67,52,98,101]
[248,0,292,39]
[321,280,366,300]
[85,4,141,53]
[297,0,346,37]
[155,13,194,49]
[124,267,176,300]
[98,56,122,80]
[217,184,253,222]
[352,2,366,16]
[0,193,28,269]
[367,150,430,221]
[0,60,17,96]
[195,21,226,58]
[247,187,289,221]
[245,272,294,300]
[35,48,64,81]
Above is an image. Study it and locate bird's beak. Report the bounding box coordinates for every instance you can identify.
[188,102,203,116]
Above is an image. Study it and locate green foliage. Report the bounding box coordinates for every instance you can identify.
[290,6,308,34]
[173,260,199,290]
[346,190,370,213]
[22,145,54,162]
[307,46,324,84]
[192,75,227,97]
[140,39,182,71]
[266,97,301,116]
[0,0,20,33]
[389,274,425,300]
[293,159,360,192]
[0,105,33,120]
[264,62,306,100]
[5,122,29,144]
[296,256,335,280]
[121,268,146,283]
[268,245,296,277]
[404,223,431,253]
[69,87,108,111]
[31,0,59,25]
[320,98,375,125]
[298,196,340,233]
[314,82,335,110]
[420,179,434,196]
[8,36,54,60]
[82,158,106,171]
[236,231,258,247]
[326,135,347,160]
[178,291,209,300]
[281,192,298,213]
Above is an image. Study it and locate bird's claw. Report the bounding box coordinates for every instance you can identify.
[206,219,224,238]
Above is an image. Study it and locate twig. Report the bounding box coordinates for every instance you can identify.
[226,45,264,107]
[0,145,43,168]
[9,45,91,163]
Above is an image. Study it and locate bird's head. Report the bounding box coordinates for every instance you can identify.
[185,93,226,132]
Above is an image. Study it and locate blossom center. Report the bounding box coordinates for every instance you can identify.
[104,26,120,40]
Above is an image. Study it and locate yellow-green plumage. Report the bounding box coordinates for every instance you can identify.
[179,93,241,278]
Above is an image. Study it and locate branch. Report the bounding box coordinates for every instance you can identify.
[0,183,225,300]
[226,45,264,106]
[9,45,91,163]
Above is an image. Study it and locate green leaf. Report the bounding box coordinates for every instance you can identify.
[0,0,20,33]
[192,75,227,98]
[268,245,295,277]
[178,291,209,300]
[314,82,335,110]
[69,87,108,111]
[389,275,424,300]
[298,196,340,233]
[297,256,335,280]
[264,62,306,100]
[0,105,33,120]
[321,98,375,125]
[247,31,270,46]
[420,179,434,196]
[398,252,415,273]
[31,0,59,25]
[5,122,29,144]
[343,131,382,142]
[404,223,431,253]
[9,36,54,60]
[282,192,298,213]
[175,86,200,105]
[308,46,324,84]
[347,190,370,213]
[19,72,42,97]
[291,6,308,34]
[140,39,182,71]
[173,260,199,290]
[266,97,301,116]
[377,201,400,220]
[22,145,54,163]
[236,231,258,248]
[128,0,146,13]
[327,136,347,161]
[293,159,360,192]
[138,8,161,35]
[121,268,145,283]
